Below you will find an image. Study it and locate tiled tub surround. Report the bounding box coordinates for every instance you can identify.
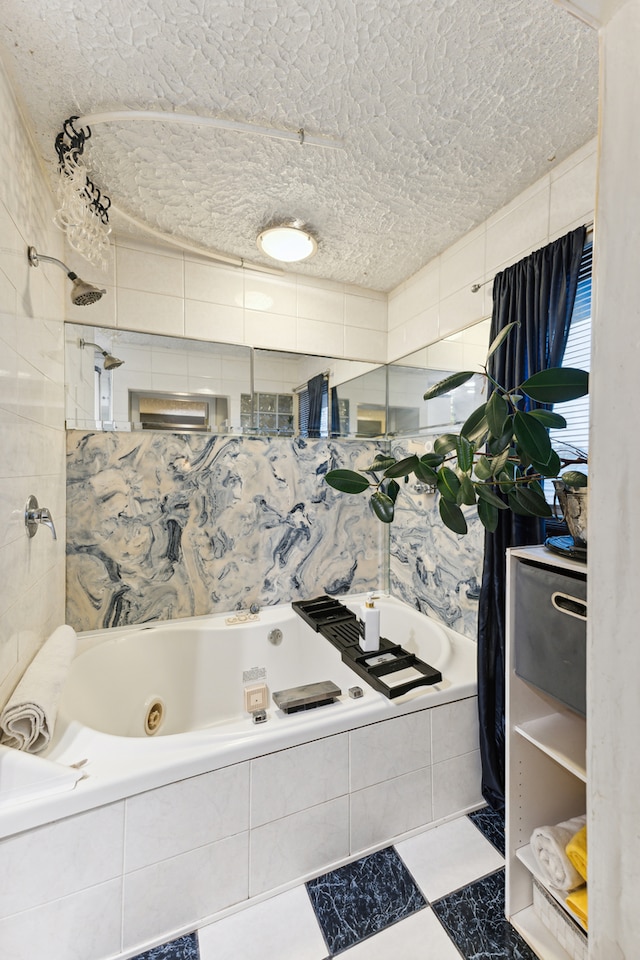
[65,432,385,631]
[388,439,484,641]
[0,601,480,960]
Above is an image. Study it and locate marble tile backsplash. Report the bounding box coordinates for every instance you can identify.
[388,439,484,641]
[66,432,385,630]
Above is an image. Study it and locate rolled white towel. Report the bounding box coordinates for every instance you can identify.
[530,815,587,891]
[0,625,77,754]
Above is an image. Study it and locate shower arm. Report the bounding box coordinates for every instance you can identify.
[27,247,80,280]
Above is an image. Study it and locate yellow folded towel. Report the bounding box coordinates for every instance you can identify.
[566,884,588,929]
[566,825,587,882]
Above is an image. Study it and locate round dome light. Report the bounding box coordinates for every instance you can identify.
[256,224,317,263]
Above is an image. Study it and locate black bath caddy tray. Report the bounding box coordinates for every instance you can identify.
[292,596,442,699]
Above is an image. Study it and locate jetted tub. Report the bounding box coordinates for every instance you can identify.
[1,593,478,838]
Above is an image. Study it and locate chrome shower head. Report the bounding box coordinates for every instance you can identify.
[28,246,106,306]
[70,277,106,306]
[80,339,125,370]
[102,352,124,370]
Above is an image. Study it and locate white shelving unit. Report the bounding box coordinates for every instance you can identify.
[505,545,587,960]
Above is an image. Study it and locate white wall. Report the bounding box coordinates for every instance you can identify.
[63,234,388,364]
[588,1,640,955]
[0,58,67,706]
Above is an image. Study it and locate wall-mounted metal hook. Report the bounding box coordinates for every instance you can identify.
[25,495,57,540]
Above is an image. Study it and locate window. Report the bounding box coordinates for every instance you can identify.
[544,239,592,501]
[298,380,329,437]
[241,392,294,434]
[552,240,592,459]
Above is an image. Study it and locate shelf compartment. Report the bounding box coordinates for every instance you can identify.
[511,905,575,960]
[516,844,588,934]
[515,712,586,782]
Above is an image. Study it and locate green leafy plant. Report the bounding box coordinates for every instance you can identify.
[325,323,589,535]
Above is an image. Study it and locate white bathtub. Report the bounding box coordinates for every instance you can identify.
[0,594,477,838]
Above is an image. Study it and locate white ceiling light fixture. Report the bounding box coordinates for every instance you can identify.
[256,222,318,263]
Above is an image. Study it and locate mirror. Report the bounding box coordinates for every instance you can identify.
[388,318,491,438]
[64,325,385,436]
[64,318,490,438]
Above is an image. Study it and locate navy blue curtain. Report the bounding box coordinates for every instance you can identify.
[307,374,325,438]
[330,386,340,437]
[477,225,586,813]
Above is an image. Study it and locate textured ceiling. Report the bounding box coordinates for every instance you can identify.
[0,0,598,290]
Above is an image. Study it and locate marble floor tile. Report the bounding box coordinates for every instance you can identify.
[197,887,327,960]
[396,814,504,902]
[337,906,462,959]
[468,804,506,855]
[131,932,199,960]
[306,847,426,955]
[432,869,538,960]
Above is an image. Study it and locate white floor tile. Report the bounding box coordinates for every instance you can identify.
[197,886,328,960]
[338,907,461,959]
[396,816,504,902]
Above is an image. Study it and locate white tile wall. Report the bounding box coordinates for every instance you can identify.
[123,832,249,949]
[0,802,125,918]
[250,734,349,827]
[350,767,433,852]
[0,58,67,708]
[386,139,597,361]
[124,764,250,871]
[250,796,351,897]
[349,711,431,791]
[0,880,123,960]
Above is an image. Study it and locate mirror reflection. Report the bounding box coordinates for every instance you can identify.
[64,318,490,438]
[388,319,491,437]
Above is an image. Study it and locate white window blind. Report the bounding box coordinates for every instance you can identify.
[550,240,592,460]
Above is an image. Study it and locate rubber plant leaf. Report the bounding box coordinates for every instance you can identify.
[437,466,461,503]
[439,498,468,535]
[381,479,401,503]
[474,456,494,481]
[486,321,519,360]
[325,470,370,494]
[455,435,475,474]
[414,459,438,484]
[477,498,499,532]
[526,409,567,429]
[561,470,588,488]
[424,370,476,401]
[370,491,395,523]
[476,484,510,510]
[364,456,397,473]
[383,454,420,479]
[530,449,562,478]
[520,367,589,404]
[434,434,458,456]
[486,391,510,438]
[461,404,489,444]
[511,486,553,517]
[513,410,552,465]
[458,474,477,506]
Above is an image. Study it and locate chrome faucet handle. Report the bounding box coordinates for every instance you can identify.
[25,495,58,540]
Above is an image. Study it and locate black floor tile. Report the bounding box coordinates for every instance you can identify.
[468,805,506,856]
[306,846,427,955]
[131,932,199,960]
[432,869,538,960]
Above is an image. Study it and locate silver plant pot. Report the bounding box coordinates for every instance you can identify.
[552,480,588,548]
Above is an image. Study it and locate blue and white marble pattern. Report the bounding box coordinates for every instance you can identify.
[432,869,538,960]
[306,847,426,954]
[388,439,484,641]
[131,932,199,960]
[66,432,385,630]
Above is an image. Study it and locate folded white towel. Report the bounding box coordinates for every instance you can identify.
[0,625,77,754]
[530,815,587,891]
